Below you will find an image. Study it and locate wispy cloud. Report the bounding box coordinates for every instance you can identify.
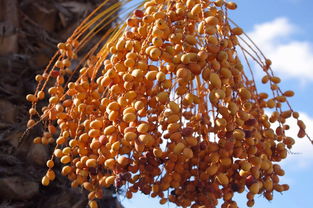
[248,17,313,82]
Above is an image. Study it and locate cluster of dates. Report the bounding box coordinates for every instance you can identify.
[26,0,308,207]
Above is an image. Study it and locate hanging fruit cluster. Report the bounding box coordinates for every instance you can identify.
[25,0,311,207]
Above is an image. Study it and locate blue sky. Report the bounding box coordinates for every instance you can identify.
[120,1,313,207]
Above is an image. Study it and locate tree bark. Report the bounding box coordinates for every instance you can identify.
[0,0,19,55]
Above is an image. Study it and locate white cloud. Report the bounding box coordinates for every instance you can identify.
[247,17,313,82]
